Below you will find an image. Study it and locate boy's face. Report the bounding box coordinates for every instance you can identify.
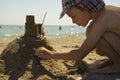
[67,7,91,26]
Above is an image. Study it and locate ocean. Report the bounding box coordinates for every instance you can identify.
[0,25,86,40]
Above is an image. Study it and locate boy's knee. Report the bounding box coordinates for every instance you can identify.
[96,38,107,56]
[103,31,119,40]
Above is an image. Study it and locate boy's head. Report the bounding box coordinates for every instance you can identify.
[60,0,105,19]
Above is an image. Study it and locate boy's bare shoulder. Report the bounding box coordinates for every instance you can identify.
[99,6,120,26]
[105,5,120,13]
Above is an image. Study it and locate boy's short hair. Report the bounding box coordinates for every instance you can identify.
[60,0,105,19]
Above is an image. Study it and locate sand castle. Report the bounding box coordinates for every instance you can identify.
[0,15,56,79]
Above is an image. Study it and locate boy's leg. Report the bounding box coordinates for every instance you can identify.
[96,31,120,64]
[95,32,120,73]
[103,32,120,55]
[96,37,120,64]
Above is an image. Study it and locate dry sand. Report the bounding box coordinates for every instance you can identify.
[46,36,107,64]
[0,36,108,80]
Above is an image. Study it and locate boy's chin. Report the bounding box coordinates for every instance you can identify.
[81,24,87,27]
[77,23,87,27]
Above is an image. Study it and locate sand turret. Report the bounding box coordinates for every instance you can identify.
[24,15,44,37]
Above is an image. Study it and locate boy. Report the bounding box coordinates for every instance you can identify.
[35,0,120,78]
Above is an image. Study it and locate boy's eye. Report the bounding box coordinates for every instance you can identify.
[72,16,75,19]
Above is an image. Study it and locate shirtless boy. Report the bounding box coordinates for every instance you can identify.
[35,0,120,77]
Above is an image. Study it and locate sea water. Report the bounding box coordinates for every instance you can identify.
[0,25,86,40]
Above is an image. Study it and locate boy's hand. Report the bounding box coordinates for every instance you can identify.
[35,47,52,58]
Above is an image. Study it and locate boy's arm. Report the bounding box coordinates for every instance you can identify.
[35,16,108,60]
[76,17,108,60]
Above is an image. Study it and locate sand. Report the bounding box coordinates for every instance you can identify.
[46,36,107,64]
[0,36,108,80]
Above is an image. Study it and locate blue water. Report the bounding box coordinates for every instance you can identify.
[0,25,86,40]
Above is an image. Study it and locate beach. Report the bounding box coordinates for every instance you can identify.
[0,36,108,80]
